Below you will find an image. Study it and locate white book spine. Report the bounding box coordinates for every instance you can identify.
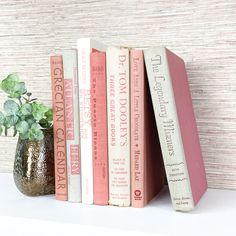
[62,49,82,202]
[144,47,193,211]
[77,38,106,204]
[106,46,131,206]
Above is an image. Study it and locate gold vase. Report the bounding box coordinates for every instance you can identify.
[13,128,55,196]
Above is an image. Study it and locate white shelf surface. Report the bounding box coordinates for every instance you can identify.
[0,173,235,236]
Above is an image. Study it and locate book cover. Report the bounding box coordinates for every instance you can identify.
[90,51,109,205]
[62,49,82,203]
[130,49,165,208]
[106,46,130,206]
[77,38,106,204]
[50,55,68,201]
[144,47,208,211]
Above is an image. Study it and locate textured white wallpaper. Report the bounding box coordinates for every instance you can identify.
[0,0,236,190]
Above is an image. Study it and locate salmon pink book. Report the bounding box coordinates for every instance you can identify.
[90,51,109,205]
[131,49,165,208]
[50,56,68,201]
[144,47,208,211]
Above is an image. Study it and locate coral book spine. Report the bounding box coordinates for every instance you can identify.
[131,49,165,208]
[90,51,109,205]
[130,50,145,207]
[50,56,68,201]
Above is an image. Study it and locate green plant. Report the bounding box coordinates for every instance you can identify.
[0,74,53,140]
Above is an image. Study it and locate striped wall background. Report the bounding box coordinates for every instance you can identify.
[0,0,236,189]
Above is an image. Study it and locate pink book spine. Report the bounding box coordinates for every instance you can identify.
[90,51,109,205]
[144,47,207,211]
[131,50,145,207]
[50,56,68,201]
[166,49,208,205]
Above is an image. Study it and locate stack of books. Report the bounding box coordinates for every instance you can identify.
[50,38,208,212]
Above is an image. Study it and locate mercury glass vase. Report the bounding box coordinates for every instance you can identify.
[13,128,55,196]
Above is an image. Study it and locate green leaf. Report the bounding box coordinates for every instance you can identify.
[6,73,20,82]
[39,118,48,128]
[4,115,19,128]
[1,74,27,98]
[32,102,49,121]
[0,126,3,135]
[45,108,53,122]
[34,132,43,140]
[4,100,19,115]
[39,108,53,128]
[0,111,5,125]
[1,74,20,86]
[8,82,26,98]
[1,74,20,94]
[16,121,29,135]
[19,132,29,140]
[25,116,35,126]
[20,103,32,116]
[28,123,44,140]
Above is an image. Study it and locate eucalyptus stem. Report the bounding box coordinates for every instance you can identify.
[18,97,22,106]
[26,94,31,103]
[13,126,17,137]
[4,126,8,136]
[30,98,37,102]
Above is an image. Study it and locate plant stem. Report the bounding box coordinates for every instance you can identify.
[13,126,17,137]
[18,97,22,106]
[4,126,8,136]
[29,98,37,102]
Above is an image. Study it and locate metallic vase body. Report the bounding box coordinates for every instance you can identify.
[13,129,55,196]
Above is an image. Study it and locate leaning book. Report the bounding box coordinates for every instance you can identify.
[144,47,208,211]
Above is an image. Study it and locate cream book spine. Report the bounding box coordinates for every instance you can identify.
[77,38,106,204]
[106,46,130,206]
[63,49,82,202]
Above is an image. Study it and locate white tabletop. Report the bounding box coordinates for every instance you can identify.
[0,173,235,236]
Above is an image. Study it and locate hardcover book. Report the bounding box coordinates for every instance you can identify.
[130,49,165,208]
[90,51,109,205]
[106,46,130,206]
[50,56,68,201]
[144,47,208,211]
[62,49,82,202]
[77,38,106,204]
